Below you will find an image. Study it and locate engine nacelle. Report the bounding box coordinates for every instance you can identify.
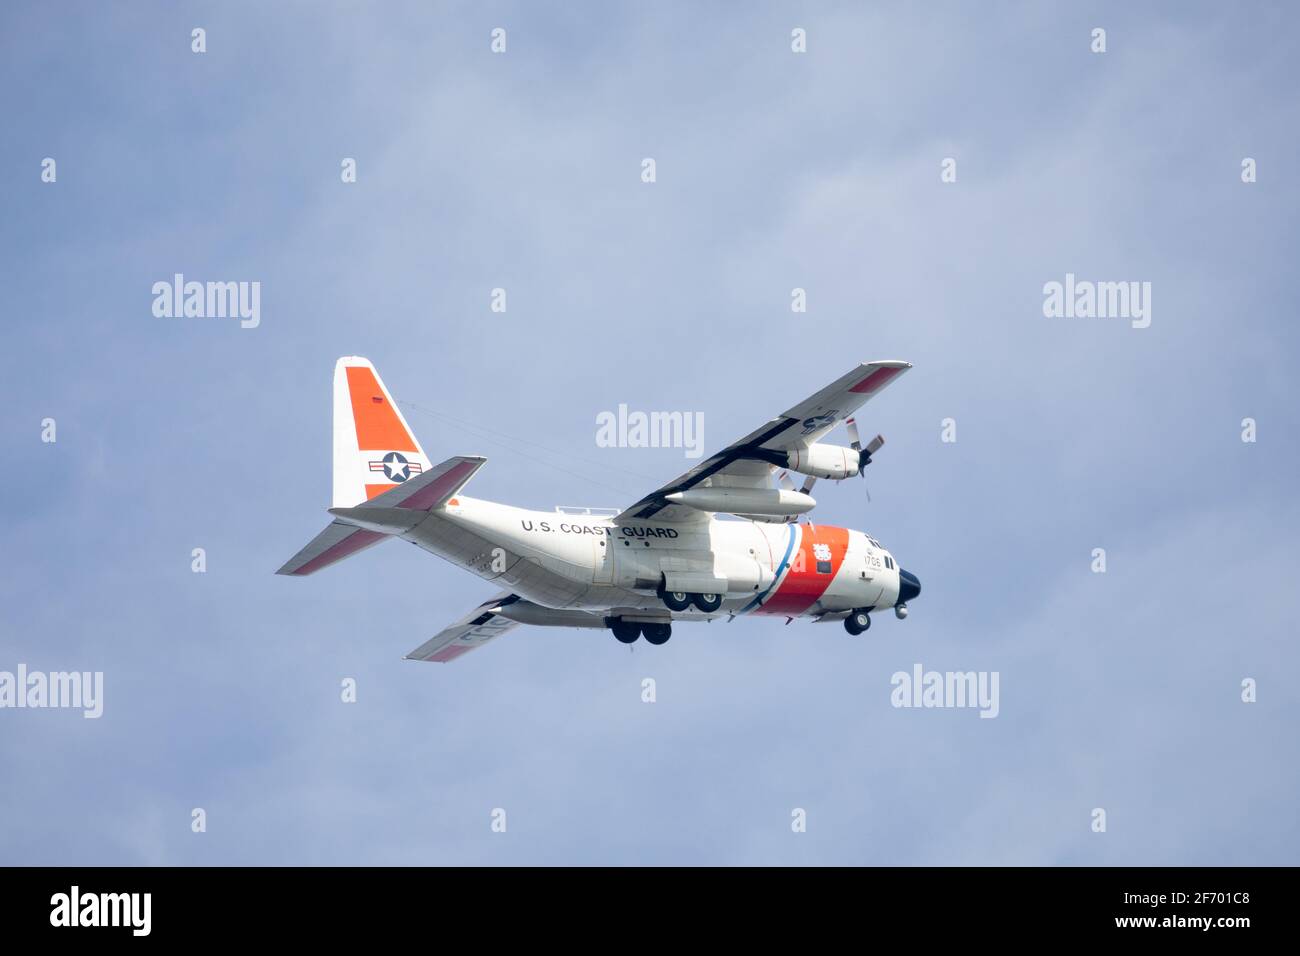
[785,443,861,480]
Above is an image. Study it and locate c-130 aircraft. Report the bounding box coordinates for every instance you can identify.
[279,357,921,661]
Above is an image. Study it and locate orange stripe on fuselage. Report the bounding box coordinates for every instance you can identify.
[756,525,850,616]
[346,366,418,452]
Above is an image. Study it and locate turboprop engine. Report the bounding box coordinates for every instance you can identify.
[664,487,815,517]
[783,443,862,480]
[766,425,885,489]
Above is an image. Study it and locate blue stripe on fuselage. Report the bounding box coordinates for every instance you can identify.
[740,523,799,614]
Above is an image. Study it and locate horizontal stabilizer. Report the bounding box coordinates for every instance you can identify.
[351,455,486,512]
[326,506,425,535]
[406,592,522,662]
[275,521,386,576]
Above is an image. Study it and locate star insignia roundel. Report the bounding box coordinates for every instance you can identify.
[382,451,410,481]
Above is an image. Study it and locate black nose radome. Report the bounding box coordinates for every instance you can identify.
[898,569,921,604]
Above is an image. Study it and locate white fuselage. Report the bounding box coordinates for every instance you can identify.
[401,496,902,621]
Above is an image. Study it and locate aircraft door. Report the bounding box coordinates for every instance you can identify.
[592,531,614,585]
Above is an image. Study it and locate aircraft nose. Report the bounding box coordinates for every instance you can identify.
[898,568,921,603]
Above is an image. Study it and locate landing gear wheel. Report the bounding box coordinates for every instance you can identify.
[658,583,692,612]
[642,623,672,645]
[610,619,641,644]
[692,592,723,613]
[843,610,871,636]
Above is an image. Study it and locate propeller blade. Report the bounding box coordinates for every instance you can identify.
[845,417,862,450]
[777,470,795,492]
[800,475,817,495]
[866,434,885,455]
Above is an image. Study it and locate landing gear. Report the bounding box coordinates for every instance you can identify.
[657,583,693,613]
[894,603,909,620]
[642,622,672,645]
[607,618,672,645]
[692,592,723,613]
[610,619,641,644]
[843,609,871,636]
[658,580,723,614]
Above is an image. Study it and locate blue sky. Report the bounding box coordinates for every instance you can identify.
[1,1,1297,864]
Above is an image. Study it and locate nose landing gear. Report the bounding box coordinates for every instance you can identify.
[843,609,871,635]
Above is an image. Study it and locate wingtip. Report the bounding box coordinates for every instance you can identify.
[864,359,912,369]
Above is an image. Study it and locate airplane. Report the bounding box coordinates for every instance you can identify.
[277,357,922,662]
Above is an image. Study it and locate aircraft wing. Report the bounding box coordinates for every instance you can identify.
[404,593,613,662]
[614,360,911,523]
[404,592,523,663]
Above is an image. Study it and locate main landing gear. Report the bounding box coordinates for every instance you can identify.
[657,582,723,613]
[607,618,673,645]
[642,623,672,645]
[843,609,872,636]
[610,619,641,644]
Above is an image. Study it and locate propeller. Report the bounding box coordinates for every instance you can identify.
[777,470,816,494]
[845,418,885,474]
[777,417,886,514]
[845,417,885,502]
[777,470,817,524]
